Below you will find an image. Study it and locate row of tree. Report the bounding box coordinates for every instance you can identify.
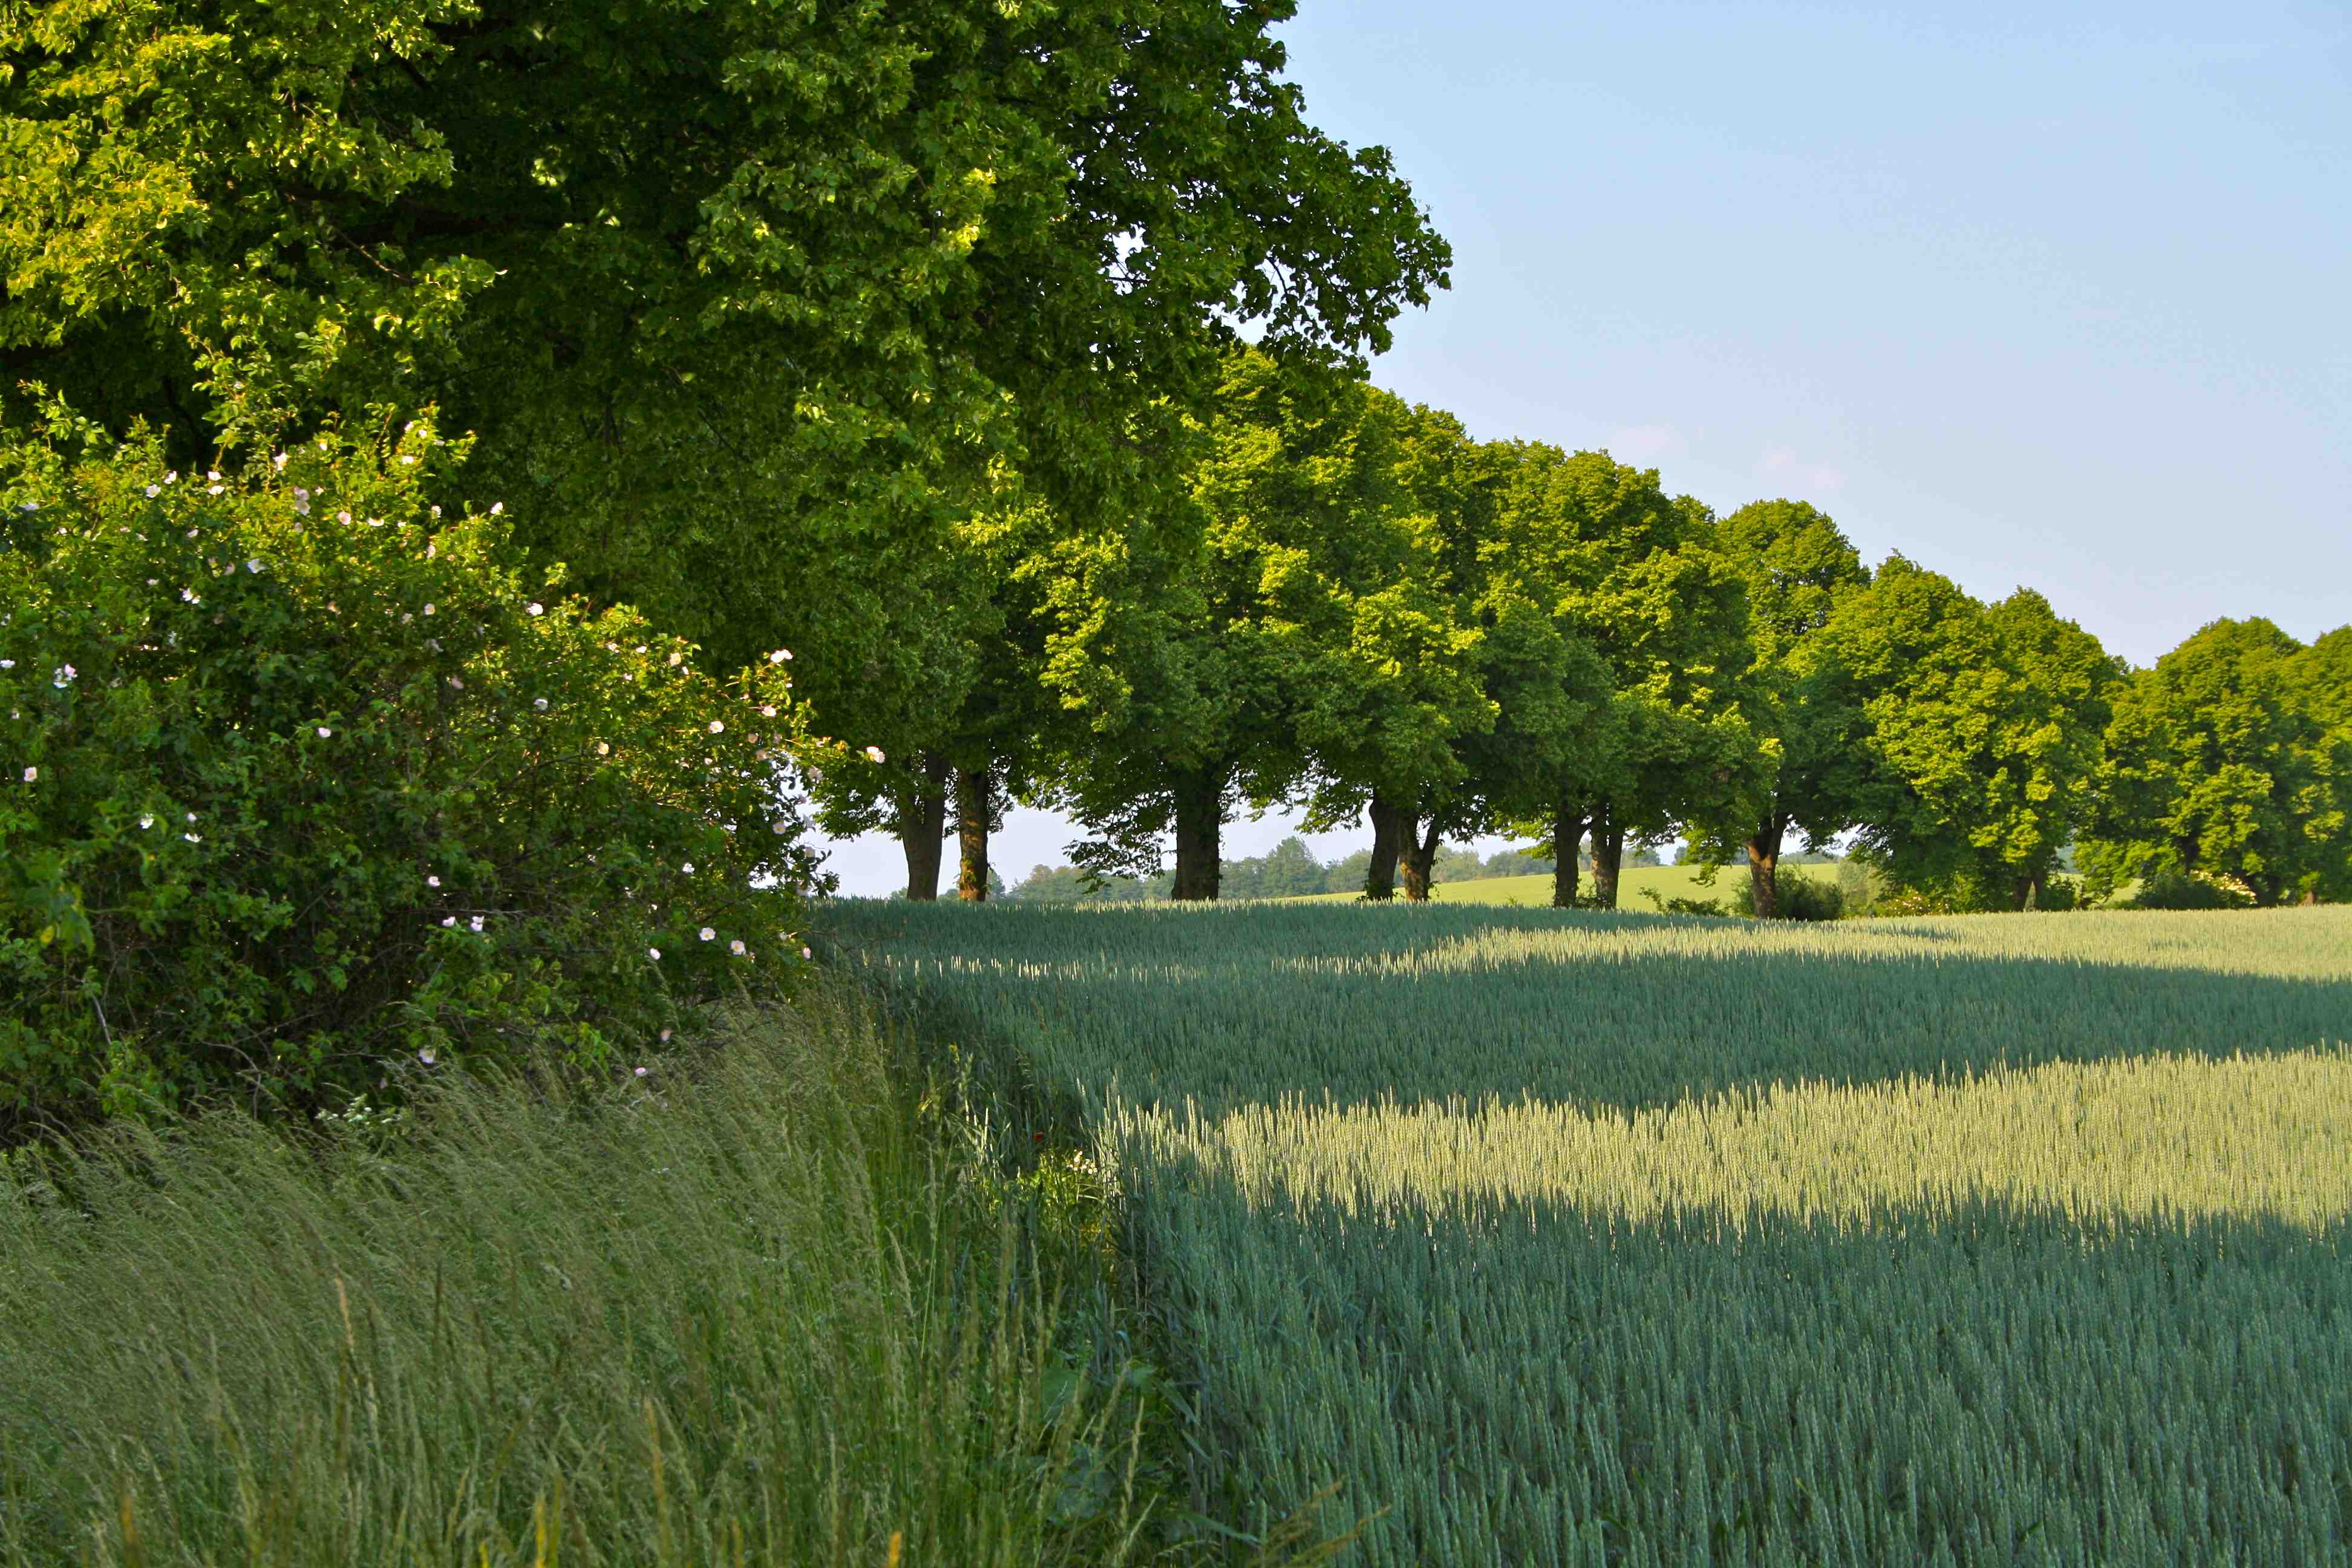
[826,351,2351,914]
[6,0,2343,936]
[1002,838,1586,903]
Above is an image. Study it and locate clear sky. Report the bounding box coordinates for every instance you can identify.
[817,0,2351,897]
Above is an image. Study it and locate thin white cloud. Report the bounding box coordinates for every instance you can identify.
[1609,423,1685,464]
[1759,448,1846,495]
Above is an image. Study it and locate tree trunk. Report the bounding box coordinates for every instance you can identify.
[1400,815,1442,902]
[2015,871,2040,912]
[1590,808,1624,910]
[1552,798,1586,909]
[1365,794,1409,901]
[899,752,951,901]
[954,764,991,902]
[1746,817,1785,920]
[1170,771,1223,901]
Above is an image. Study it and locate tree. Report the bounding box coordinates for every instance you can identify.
[1478,448,1752,908]
[1254,835,1333,898]
[4,0,1452,806]
[2086,618,2343,906]
[2298,627,2352,903]
[1044,350,1475,901]
[1274,386,1498,901]
[1033,400,1313,901]
[806,490,1068,901]
[1818,558,2117,907]
[1979,587,2123,906]
[1694,499,1873,917]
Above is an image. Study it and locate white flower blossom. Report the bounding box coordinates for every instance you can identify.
[52,664,76,688]
[699,927,715,941]
[469,915,485,932]
[526,603,544,616]
[448,676,464,690]
[419,1048,436,1066]
[771,820,789,835]
[864,746,886,763]
[182,589,200,604]
[489,502,503,515]
[647,946,661,961]
[145,485,160,498]
[730,939,746,956]
[246,558,264,573]
[138,814,154,829]
[595,741,611,756]
[19,767,34,782]
[707,720,724,734]
[634,1066,648,1077]
[533,697,548,711]
[682,862,696,874]
[315,726,332,738]
[768,648,791,664]
[427,875,440,887]
[422,603,436,616]
[442,916,456,927]
[184,832,201,843]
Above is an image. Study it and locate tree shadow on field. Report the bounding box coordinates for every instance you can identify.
[832,903,2352,1109]
[1140,1172,2352,1566]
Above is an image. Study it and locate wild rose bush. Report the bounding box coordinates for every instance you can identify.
[0,407,829,1133]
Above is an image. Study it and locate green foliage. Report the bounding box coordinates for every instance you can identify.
[1816,557,2122,909]
[2087,618,2347,906]
[0,408,815,1133]
[1688,498,1873,893]
[835,900,2352,1563]
[2126,869,2256,911]
[1478,446,1757,883]
[0,991,1183,1566]
[2,0,1450,777]
[1730,869,1845,921]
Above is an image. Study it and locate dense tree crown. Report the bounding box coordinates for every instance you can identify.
[4,0,1451,820]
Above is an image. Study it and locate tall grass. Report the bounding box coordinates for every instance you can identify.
[0,987,1161,1567]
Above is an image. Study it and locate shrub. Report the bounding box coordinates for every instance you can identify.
[2126,869,2254,911]
[2030,877,2082,912]
[0,405,831,1135]
[1732,871,1846,921]
[1639,890,1730,918]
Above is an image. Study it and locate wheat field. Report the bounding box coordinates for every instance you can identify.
[832,902,2352,1564]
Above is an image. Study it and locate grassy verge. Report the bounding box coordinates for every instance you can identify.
[0,984,1175,1567]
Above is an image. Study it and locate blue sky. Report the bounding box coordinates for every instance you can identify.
[818,0,2351,895]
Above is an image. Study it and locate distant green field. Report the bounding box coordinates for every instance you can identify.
[833,901,2352,1564]
[1284,861,1835,907]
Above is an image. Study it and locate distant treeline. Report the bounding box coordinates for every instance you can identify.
[1003,838,1670,903]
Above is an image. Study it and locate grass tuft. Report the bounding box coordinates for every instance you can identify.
[0,985,1168,1567]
